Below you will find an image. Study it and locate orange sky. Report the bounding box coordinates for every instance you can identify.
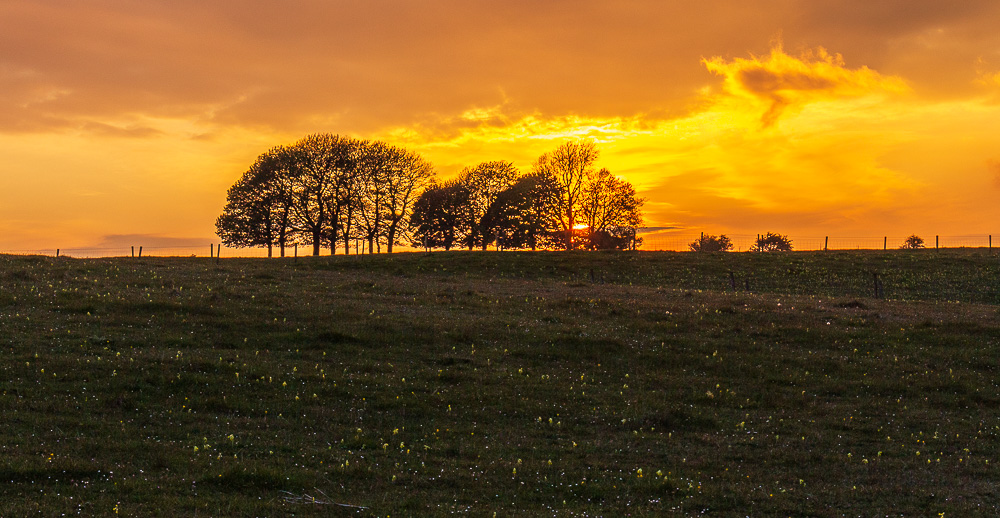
[2,1,1000,251]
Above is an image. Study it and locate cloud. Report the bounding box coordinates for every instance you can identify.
[703,45,909,126]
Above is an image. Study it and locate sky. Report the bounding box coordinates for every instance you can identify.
[2,0,1000,252]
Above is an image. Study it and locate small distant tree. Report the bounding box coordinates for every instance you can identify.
[900,234,925,249]
[689,234,733,252]
[750,232,792,252]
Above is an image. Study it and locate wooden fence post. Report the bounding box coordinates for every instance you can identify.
[990,235,992,249]
[138,246,143,258]
[56,249,60,258]
[883,237,887,250]
[210,244,214,258]
[132,246,135,258]
[824,236,829,251]
[936,236,939,249]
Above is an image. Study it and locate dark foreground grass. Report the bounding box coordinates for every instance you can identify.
[1,250,998,516]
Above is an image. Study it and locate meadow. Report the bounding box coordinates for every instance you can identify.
[1,249,998,516]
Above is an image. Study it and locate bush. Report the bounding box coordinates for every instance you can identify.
[900,235,925,249]
[750,232,793,252]
[689,234,733,252]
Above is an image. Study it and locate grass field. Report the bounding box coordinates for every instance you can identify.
[1,249,999,516]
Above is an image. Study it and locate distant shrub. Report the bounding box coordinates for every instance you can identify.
[750,232,793,252]
[689,234,733,252]
[900,235,925,249]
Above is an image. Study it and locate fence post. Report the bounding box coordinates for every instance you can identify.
[132,246,135,258]
[138,246,143,258]
[936,236,939,249]
[990,235,992,249]
[883,237,887,250]
[210,244,214,258]
[824,236,829,251]
[56,249,60,258]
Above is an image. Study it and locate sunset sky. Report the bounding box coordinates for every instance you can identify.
[2,1,999,252]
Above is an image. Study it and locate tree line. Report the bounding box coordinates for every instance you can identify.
[217,135,644,255]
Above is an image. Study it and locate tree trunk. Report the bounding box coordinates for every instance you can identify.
[386,220,397,254]
[268,243,273,258]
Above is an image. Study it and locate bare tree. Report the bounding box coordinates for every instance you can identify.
[457,161,520,250]
[410,180,474,251]
[287,134,359,256]
[532,140,599,249]
[579,168,644,249]
[216,146,296,257]
[383,147,434,253]
[482,173,562,250]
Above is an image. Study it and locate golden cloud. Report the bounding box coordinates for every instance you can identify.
[703,45,909,126]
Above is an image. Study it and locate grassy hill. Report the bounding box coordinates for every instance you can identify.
[1,249,998,515]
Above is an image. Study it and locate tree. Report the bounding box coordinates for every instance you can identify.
[352,141,435,254]
[382,147,435,253]
[689,234,734,252]
[482,173,562,250]
[285,134,359,256]
[217,135,433,256]
[532,140,599,249]
[750,232,793,252]
[900,235,925,249]
[216,146,296,257]
[579,168,644,250]
[457,161,521,250]
[409,180,473,251]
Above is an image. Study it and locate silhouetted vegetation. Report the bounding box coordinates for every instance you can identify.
[220,138,643,254]
[751,231,793,252]
[689,233,734,252]
[412,141,644,251]
[216,134,433,256]
[901,234,925,249]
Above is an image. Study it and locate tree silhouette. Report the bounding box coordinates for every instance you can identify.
[532,140,599,249]
[382,146,434,253]
[286,134,359,256]
[217,135,434,255]
[900,235,925,249]
[689,234,734,252]
[750,232,793,252]
[410,180,473,251]
[216,146,296,257]
[457,161,520,250]
[482,173,561,250]
[579,168,644,250]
